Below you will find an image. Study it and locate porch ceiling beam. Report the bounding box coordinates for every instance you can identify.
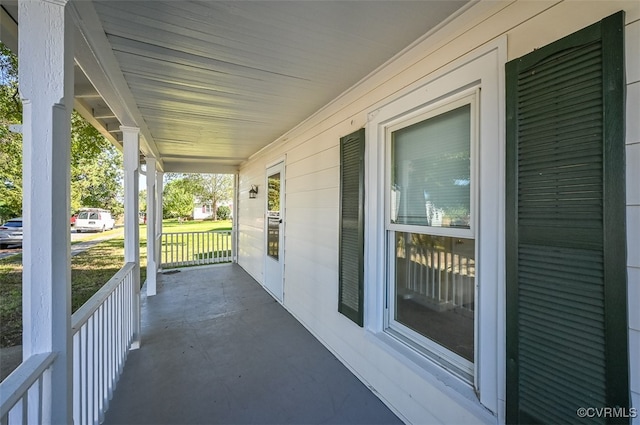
[0,5,18,52]
[161,154,247,162]
[70,1,164,171]
[162,161,240,175]
[74,83,101,98]
[74,97,123,150]
[93,106,116,119]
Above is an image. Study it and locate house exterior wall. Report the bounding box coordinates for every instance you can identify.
[237,1,640,423]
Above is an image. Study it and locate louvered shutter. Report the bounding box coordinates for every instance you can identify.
[506,11,628,424]
[339,129,365,326]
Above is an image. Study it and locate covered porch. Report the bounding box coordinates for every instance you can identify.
[2,1,464,421]
[103,264,401,425]
[2,1,638,424]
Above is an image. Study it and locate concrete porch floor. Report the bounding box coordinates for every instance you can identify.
[103,264,402,425]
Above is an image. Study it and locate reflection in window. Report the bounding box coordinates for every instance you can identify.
[387,97,476,369]
[394,233,475,362]
[391,105,471,228]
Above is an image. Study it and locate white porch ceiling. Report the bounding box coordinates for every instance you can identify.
[4,0,470,173]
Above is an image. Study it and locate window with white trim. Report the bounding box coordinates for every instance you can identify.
[366,44,505,411]
[386,91,477,380]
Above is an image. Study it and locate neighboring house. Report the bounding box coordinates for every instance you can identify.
[192,200,232,220]
[192,201,213,220]
[4,1,639,424]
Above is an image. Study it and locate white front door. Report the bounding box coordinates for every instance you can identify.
[264,162,284,302]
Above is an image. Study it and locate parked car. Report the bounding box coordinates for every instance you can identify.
[74,209,115,233]
[0,217,23,248]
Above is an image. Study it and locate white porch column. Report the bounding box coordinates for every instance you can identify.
[156,171,164,268]
[18,0,74,422]
[233,173,239,262]
[121,126,141,349]
[145,157,157,296]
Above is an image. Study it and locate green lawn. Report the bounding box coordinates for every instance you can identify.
[0,219,232,348]
[155,218,232,233]
[155,219,233,266]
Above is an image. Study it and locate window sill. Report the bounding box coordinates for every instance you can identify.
[365,330,497,424]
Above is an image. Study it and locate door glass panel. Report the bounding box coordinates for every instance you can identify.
[267,172,281,260]
[394,232,475,362]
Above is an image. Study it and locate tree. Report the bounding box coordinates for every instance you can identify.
[163,178,196,219]
[0,42,124,221]
[138,189,147,212]
[70,112,124,217]
[187,174,233,220]
[0,43,22,222]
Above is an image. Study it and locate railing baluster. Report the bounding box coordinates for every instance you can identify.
[19,394,26,425]
[73,331,80,424]
[98,305,104,422]
[224,231,228,262]
[82,324,88,425]
[208,231,212,264]
[157,230,232,268]
[87,317,94,425]
[214,232,218,264]
[3,261,135,425]
[195,232,199,265]
[35,371,43,424]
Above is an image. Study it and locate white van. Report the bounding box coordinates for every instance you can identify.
[74,208,115,233]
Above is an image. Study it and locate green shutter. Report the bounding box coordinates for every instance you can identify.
[506,11,628,424]
[339,128,365,326]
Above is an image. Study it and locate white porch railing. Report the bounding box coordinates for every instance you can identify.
[161,230,232,268]
[71,262,137,425]
[0,352,57,424]
[400,238,475,313]
[1,260,135,425]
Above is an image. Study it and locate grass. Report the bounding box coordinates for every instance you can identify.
[0,219,234,348]
[0,220,204,348]
[157,218,232,233]
[156,219,233,266]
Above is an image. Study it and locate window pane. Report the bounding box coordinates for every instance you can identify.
[394,232,475,362]
[267,172,281,260]
[391,104,471,228]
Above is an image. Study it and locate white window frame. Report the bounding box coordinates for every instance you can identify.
[364,40,506,415]
[385,90,479,381]
[386,90,478,238]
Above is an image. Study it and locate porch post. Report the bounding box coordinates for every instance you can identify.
[121,126,141,349]
[156,171,164,268]
[18,0,74,421]
[145,156,157,296]
[233,173,239,262]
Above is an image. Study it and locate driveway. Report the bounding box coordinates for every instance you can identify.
[0,227,124,260]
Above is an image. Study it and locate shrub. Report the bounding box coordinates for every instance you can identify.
[216,205,231,220]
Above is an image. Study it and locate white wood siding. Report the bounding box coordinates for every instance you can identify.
[238,2,640,423]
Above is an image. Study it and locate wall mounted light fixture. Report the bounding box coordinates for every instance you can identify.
[249,185,259,199]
